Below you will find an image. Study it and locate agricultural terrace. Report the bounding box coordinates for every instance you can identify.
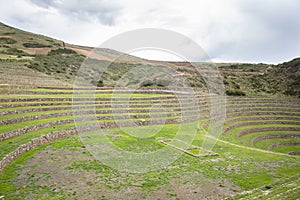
[0,64,299,199]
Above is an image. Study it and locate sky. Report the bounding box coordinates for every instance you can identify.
[0,0,300,63]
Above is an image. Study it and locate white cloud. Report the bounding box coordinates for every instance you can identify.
[0,0,299,63]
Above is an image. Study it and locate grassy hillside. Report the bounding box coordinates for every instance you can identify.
[219,59,300,97]
[0,22,63,55]
[0,21,299,96]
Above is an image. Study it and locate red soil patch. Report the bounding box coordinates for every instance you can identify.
[23,47,52,55]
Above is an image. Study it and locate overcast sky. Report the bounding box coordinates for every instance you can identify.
[0,0,299,63]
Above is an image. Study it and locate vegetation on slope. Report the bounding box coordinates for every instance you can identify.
[1,21,299,97]
[219,60,300,97]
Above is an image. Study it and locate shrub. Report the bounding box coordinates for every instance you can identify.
[0,37,17,44]
[140,79,170,87]
[231,81,240,89]
[22,42,52,48]
[97,80,104,87]
[226,89,246,96]
[265,185,272,190]
[140,80,154,87]
[284,88,298,96]
[223,80,229,85]
[3,47,28,56]
[48,48,77,55]
[3,32,16,35]
[91,80,104,87]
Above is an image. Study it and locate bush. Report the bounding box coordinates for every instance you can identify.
[0,37,17,44]
[140,80,154,87]
[284,88,298,96]
[226,89,246,96]
[140,79,170,87]
[265,185,272,190]
[2,47,28,56]
[22,42,52,48]
[223,79,229,85]
[231,81,240,89]
[48,48,77,55]
[91,80,104,87]
[26,53,84,81]
[3,32,16,35]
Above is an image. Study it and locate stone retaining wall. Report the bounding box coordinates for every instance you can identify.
[252,134,300,144]
[202,112,300,130]
[238,127,300,137]
[227,111,300,119]
[1,107,203,125]
[0,128,77,171]
[224,116,300,127]
[0,111,204,142]
[0,112,72,125]
[1,102,203,116]
[288,151,300,155]
[0,102,70,109]
[223,121,300,135]
[0,115,204,171]
[268,142,300,150]
[0,95,178,103]
[0,89,183,95]
[0,119,74,141]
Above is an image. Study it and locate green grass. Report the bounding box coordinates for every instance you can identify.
[254,137,300,150]
[0,118,200,160]
[1,120,300,199]
[0,123,75,160]
[269,144,300,154]
[0,54,34,60]
[221,124,300,144]
[0,115,73,134]
[1,93,172,98]
[0,87,178,94]
[0,135,81,199]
